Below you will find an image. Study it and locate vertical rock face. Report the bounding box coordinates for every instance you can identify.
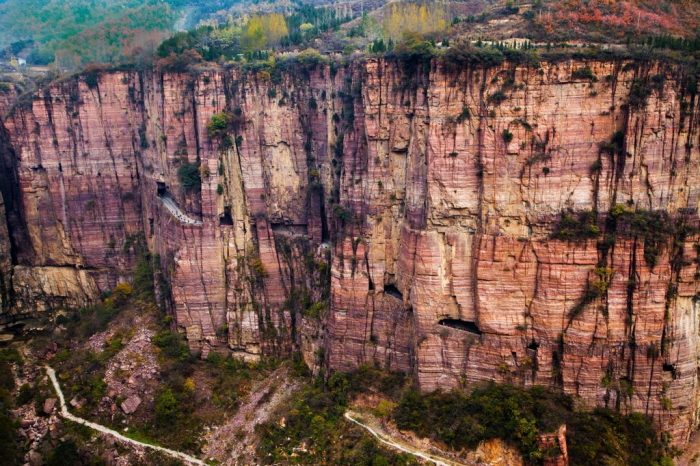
[1,58,700,441]
[0,189,11,314]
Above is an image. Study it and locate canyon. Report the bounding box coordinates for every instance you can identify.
[0,56,699,445]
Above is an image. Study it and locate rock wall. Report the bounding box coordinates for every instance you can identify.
[1,58,699,441]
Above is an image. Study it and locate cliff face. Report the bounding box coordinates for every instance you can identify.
[1,58,699,441]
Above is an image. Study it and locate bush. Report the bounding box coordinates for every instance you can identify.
[607,206,675,267]
[390,33,435,69]
[46,440,81,466]
[207,112,230,138]
[256,367,409,464]
[552,210,600,240]
[394,384,671,466]
[502,129,514,143]
[177,163,202,192]
[456,106,471,123]
[153,329,192,362]
[442,40,505,67]
[628,79,652,109]
[155,388,180,427]
[488,90,507,106]
[571,66,596,81]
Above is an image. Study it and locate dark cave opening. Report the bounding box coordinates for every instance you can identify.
[220,206,233,226]
[438,318,482,335]
[383,283,403,300]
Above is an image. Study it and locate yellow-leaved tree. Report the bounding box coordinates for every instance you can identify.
[383,2,449,40]
[242,13,289,52]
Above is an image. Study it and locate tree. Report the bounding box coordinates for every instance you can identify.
[155,388,179,426]
[177,162,201,192]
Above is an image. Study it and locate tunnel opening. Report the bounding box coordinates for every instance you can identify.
[157,181,167,196]
[662,363,678,379]
[220,206,233,226]
[438,318,482,335]
[383,283,403,300]
[527,340,540,351]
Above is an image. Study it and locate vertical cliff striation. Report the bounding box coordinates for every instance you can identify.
[1,57,699,441]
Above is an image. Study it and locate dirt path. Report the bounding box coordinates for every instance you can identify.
[344,410,469,466]
[45,365,207,466]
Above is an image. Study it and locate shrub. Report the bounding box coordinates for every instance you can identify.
[393,384,671,466]
[256,367,408,464]
[303,301,326,319]
[155,388,180,427]
[456,106,471,123]
[207,112,230,138]
[333,204,351,222]
[46,440,81,466]
[442,40,504,67]
[502,129,514,143]
[390,33,435,68]
[552,210,600,240]
[628,79,652,109]
[571,66,596,81]
[607,207,674,267]
[153,330,192,362]
[84,70,100,89]
[177,163,202,192]
[488,90,507,106]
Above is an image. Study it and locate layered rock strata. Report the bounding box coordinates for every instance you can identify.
[0,58,699,441]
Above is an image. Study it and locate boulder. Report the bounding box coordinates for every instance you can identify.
[43,398,56,414]
[120,395,141,414]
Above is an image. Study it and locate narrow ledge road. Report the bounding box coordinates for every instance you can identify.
[344,410,467,466]
[45,365,207,466]
[159,195,203,225]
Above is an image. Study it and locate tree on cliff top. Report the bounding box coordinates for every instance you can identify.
[242,14,289,53]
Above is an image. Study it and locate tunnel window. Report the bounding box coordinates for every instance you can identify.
[220,206,233,226]
[438,318,482,335]
[383,283,402,300]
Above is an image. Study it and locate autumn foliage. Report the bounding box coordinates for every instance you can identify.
[533,0,694,39]
[383,3,450,41]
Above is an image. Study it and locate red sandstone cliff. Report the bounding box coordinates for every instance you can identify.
[1,58,699,442]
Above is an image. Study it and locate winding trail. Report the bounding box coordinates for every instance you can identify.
[344,411,466,466]
[45,366,207,466]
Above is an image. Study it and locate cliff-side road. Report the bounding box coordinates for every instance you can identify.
[159,195,203,225]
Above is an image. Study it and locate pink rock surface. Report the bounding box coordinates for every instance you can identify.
[1,59,699,443]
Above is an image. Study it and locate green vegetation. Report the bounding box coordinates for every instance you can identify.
[502,129,514,144]
[0,0,175,68]
[177,162,201,192]
[257,366,414,465]
[552,210,600,241]
[568,266,612,320]
[0,349,21,465]
[382,3,449,41]
[394,383,673,466]
[157,6,346,64]
[607,205,676,267]
[628,78,653,109]
[571,66,597,81]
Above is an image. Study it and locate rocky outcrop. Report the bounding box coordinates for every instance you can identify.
[1,57,699,442]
